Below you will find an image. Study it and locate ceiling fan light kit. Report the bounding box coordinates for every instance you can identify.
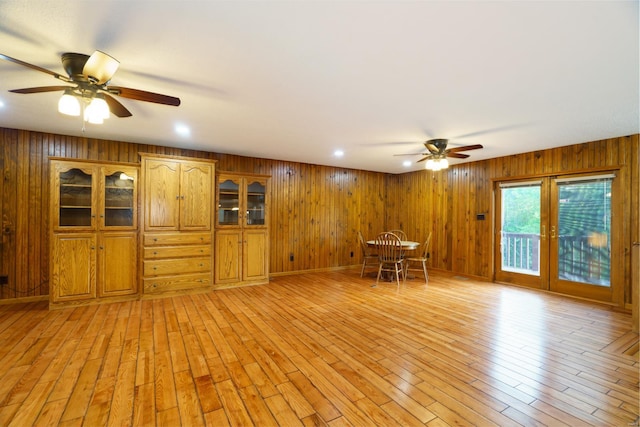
[425,157,449,171]
[57,89,81,116]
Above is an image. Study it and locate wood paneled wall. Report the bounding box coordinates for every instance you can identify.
[0,127,637,312]
[0,127,387,300]
[386,134,639,308]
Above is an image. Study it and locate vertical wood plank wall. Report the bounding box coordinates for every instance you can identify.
[0,127,637,311]
[386,134,639,308]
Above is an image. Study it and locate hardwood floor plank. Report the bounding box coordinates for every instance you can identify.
[133,382,156,427]
[0,271,637,426]
[265,393,305,427]
[215,378,254,426]
[154,350,178,412]
[59,357,102,422]
[175,370,205,426]
[238,384,279,426]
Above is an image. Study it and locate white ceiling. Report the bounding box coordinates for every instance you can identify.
[0,1,637,174]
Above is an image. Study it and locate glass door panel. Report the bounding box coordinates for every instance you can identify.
[246,181,266,226]
[218,179,240,226]
[550,175,616,301]
[59,168,93,227]
[104,171,135,227]
[495,180,548,289]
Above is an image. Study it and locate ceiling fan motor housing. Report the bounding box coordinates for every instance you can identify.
[427,138,448,153]
[61,53,90,82]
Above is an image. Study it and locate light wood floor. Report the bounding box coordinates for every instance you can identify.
[0,270,638,426]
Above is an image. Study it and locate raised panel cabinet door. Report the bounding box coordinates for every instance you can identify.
[144,159,180,230]
[99,232,138,297]
[243,230,268,281]
[52,233,96,302]
[215,230,242,283]
[180,162,213,230]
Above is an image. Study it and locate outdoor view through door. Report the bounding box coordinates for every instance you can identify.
[495,174,618,303]
[555,177,611,287]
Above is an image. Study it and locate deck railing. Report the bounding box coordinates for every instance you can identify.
[502,232,610,286]
[502,232,539,273]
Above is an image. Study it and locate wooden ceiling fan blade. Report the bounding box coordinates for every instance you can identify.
[9,85,72,94]
[83,50,119,85]
[107,86,180,106]
[0,53,71,83]
[103,93,132,117]
[417,156,432,163]
[447,144,483,153]
[446,152,470,159]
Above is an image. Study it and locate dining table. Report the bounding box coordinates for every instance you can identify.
[366,240,420,250]
[366,239,420,281]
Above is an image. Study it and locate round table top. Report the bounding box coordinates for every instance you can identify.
[367,240,420,250]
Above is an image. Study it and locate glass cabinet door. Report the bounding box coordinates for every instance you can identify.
[103,169,136,228]
[246,180,266,226]
[59,168,94,227]
[218,178,240,226]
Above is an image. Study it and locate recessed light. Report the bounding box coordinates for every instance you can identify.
[174,123,190,137]
[403,160,412,167]
[334,150,344,157]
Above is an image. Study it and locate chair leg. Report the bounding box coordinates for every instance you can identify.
[422,261,428,283]
[376,263,383,285]
[360,260,366,277]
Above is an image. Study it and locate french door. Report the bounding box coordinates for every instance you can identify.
[495,173,620,303]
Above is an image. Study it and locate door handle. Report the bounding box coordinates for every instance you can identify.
[551,226,556,239]
[541,225,546,239]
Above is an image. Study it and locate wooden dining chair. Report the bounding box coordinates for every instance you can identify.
[357,231,378,277]
[388,229,407,241]
[374,232,405,286]
[404,232,432,284]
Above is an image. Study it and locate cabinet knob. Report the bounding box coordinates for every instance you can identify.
[153,238,158,242]
[91,246,95,250]
[153,266,157,270]
[100,246,104,250]
[153,251,158,255]
[176,195,180,200]
[100,215,104,218]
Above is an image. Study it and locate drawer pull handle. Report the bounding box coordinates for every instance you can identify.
[153,266,157,270]
[153,251,158,255]
[153,238,158,242]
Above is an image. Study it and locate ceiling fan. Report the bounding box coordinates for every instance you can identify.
[396,138,483,170]
[0,50,180,122]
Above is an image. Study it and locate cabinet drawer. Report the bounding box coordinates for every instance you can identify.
[144,232,211,246]
[144,273,211,293]
[144,245,211,259]
[144,257,211,276]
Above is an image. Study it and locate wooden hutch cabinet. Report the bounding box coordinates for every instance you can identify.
[140,154,216,295]
[50,159,138,308]
[215,172,270,287]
